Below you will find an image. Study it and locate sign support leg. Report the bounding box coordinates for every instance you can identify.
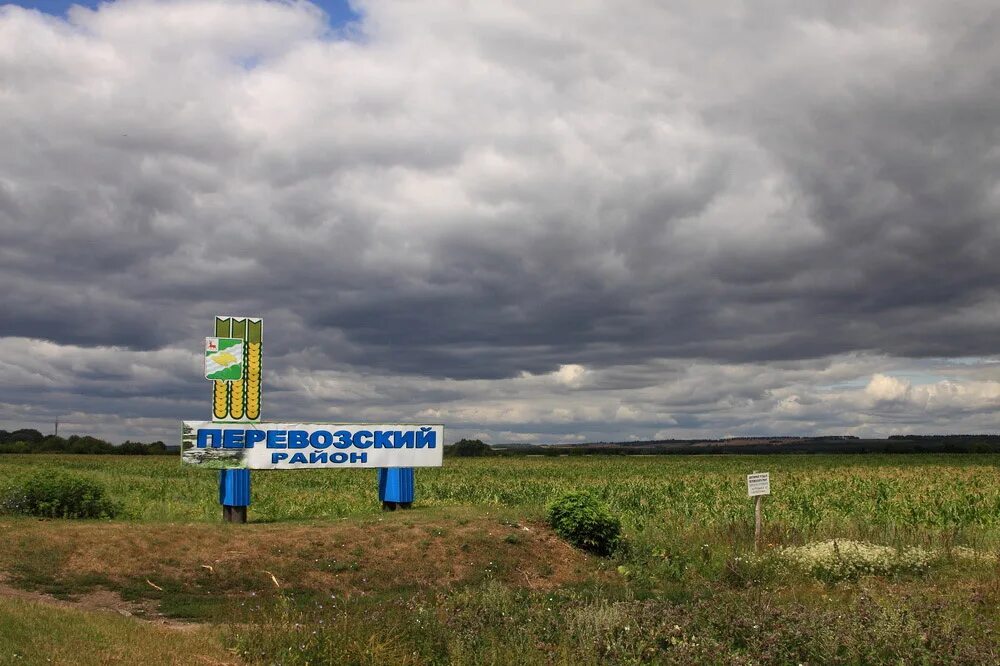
[754,495,763,553]
[223,505,248,523]
[220,468,250,523]
[378,467,414,510]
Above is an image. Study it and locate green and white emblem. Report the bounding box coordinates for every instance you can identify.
[205,337,244,381]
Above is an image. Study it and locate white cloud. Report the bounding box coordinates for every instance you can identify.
[553,364,587,387]
[865,373,911,402]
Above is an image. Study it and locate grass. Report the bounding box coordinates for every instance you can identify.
[0,454,998,663]
[0,596,233,665]
[227,575,1000,665]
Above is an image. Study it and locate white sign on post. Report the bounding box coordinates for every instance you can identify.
[747,472,770,497]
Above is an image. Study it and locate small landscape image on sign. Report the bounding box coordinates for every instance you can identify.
[747,472,770,497]
[205,337,243,381]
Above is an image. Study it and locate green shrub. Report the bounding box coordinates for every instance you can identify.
[1,471,119,519]
[547,491,622,556]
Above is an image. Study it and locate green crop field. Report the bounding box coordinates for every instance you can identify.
[0,453,998,665]
[1,454,999,539]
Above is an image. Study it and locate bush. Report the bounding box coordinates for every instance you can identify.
[1,471,119,519]
[547,491,622,556]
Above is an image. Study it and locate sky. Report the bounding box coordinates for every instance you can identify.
[1,0,998,445]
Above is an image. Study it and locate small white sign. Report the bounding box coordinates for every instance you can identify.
[747,472,770,497]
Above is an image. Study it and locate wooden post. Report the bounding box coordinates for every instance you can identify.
[754,494,763,553]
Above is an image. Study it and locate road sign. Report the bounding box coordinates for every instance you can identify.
[186,317,438,524]
[181,422,444,469]
[747,472,770,497]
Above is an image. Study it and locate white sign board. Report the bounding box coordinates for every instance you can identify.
[182,422,444,469]
[747,472,770,497]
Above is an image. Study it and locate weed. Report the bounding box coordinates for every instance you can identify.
[548,491,622,556]
[1,471,118,519]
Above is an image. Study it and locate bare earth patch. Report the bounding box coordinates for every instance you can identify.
[0,573,197,631]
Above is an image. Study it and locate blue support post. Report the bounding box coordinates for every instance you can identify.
[378,467,414,510]
[219,468,251,523]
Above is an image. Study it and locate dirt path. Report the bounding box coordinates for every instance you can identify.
[0,573,201,631]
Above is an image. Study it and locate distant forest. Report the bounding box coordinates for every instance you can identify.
[3,430,999,457]
[491,434,1000,456]
[0,428,174,455]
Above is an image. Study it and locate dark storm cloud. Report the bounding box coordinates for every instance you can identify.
[0,0,998,442]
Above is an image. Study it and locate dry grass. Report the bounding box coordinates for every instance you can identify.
[0,507,607,663]
[0,507,601,604]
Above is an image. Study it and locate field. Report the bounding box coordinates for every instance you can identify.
[0,454,998,664]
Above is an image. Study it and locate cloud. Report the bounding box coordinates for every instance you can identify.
[1,0,998,442]
[864,372,1000,415]
[865,374,911,402]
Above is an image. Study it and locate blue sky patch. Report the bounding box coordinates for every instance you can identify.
[1,0,360,26]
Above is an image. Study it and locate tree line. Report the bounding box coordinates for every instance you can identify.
[0,428,173,455]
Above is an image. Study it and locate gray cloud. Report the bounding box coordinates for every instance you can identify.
[1,0,998,442]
